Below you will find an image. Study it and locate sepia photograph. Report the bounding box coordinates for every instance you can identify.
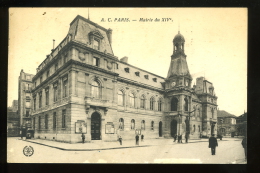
[7,8,247,163]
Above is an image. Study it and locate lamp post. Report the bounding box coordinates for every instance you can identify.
[185,108,196,143]
[178,111,181,136]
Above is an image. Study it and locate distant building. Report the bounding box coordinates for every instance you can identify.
[7,100,20,136]
[18,69,34,128]
[236,111,247,136]
[19,15,218,143]
[217,110,237,136]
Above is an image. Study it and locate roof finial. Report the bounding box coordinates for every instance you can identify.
[88,8,90,20]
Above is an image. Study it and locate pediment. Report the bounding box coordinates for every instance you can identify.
[89,30,104,39]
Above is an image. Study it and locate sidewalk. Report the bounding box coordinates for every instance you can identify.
[20,137,211,151]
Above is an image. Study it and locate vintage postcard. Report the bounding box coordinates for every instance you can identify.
[7,8,247,163]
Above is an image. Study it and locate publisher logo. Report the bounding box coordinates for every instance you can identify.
[23,146,34,157]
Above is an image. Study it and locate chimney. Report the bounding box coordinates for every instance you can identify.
[120,56,128,63]
[107,29,112,45]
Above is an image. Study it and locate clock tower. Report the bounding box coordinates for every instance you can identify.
[163,31,194,138]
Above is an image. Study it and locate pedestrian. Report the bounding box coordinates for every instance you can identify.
[185,133,189,143]
[173,134,177,142]
[219,134,223,140]
[141,134,144,142]
[208,134,218,155]
[178,135,182,143]
[241,136,247,160]
[119,136,122,145]
[20,130,23,140]
[81,133,85,144]
[180,134,183,143]
[135,135,139,145]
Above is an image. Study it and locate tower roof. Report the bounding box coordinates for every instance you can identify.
[173,31,185,43]
[167,57,191,78]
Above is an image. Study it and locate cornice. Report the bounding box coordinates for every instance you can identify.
[117,77,164,93]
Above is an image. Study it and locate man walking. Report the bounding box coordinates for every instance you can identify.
[173,134,177,142]
[141,134,144,142]
[241,136,247,160]
[135,135,139,145]
[118,136,122,145]
[81,133,85,144]
[208,134,218,155]
[185,133,189,143]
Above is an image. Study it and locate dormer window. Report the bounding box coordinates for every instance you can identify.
[153,78,157,82]
[144,75,149,79]
[135,72,140,76]
[124,68,130,73]
[93,39,100,50]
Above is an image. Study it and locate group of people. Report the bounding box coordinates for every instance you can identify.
[173,134,189,143]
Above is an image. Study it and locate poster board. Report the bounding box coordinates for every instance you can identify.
[75,120,87,134]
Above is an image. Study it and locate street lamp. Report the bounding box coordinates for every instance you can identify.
[185,108,196,143]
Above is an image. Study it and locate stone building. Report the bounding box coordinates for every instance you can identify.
[217,110,237,136]
[25,15,218,143]
[236,111,247,136]
[18,70,34,128]
[7,100,20,137]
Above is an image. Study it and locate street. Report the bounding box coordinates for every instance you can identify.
[7,137,246,164]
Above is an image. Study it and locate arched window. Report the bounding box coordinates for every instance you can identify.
[129,93,135,107]
[131,119,135,130]
[140,95,145,109]
[198,125,201,132]
[150,97,155,110]
[193,125,196,132]
[141,120,145,130]
[117,90,124,106]
[171,97,178,111]
[151,121,154,130]
[158,98,162,111]
[198,108,201,117]
[91,80,100,98]
[184,97,188,111]
[119,118,124,130]
[211,109,214,118]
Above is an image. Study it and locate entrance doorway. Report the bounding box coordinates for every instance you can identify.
[170,120,177,137]
[91,112,101,140]
[159,121,162,137]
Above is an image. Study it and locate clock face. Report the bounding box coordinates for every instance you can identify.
[171,82,176,87]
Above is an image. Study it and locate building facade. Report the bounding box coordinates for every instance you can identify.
[24,15,218,143]
[236,112,247,136]
[7,100,20,137]
[217,110,237,136]
[18,70,34,128]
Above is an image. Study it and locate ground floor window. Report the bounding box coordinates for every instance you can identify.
[119,118,124,130]
[131,119,135,130]
[141,120,145,130]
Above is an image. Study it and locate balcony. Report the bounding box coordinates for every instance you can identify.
[85,97,112,108]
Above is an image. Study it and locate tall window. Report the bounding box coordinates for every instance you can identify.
[55,63,58,71]
[93,39,100,50]
[117,90,124,106]
[62,109,66,128]
[46,70,50,78]
[53,83,58,102]
[193,125,196,132]
[26,109,30,117]
[141,120,145,130]
[198,125,201,132]
[33,96,36,110]
[211,109,214,118]
[45,114,48,129]
[131,119,135,130]
[38,116,41,130]
[53,112,56,130]
[184,97,188,111]
[151,121,154,130]
[119,118,124,130]
[129,93,135,107]
[158,98,162,111]
[63,76,68,98]
[40,76,42,83]
[198,108,201,117]
[45,88,49,105]
[150,97,155,110]
[39,92,42,108]
[64,54,68,64]
[140,95,145,109]
[171,97,178,111]
[91,80,100,98]
[93,57,99,66]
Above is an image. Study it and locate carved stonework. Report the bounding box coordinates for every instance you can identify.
[85,104,91,114]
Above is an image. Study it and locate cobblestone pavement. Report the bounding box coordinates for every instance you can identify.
[7,137,246,164]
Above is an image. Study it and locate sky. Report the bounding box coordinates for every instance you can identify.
[8,8,247,116]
